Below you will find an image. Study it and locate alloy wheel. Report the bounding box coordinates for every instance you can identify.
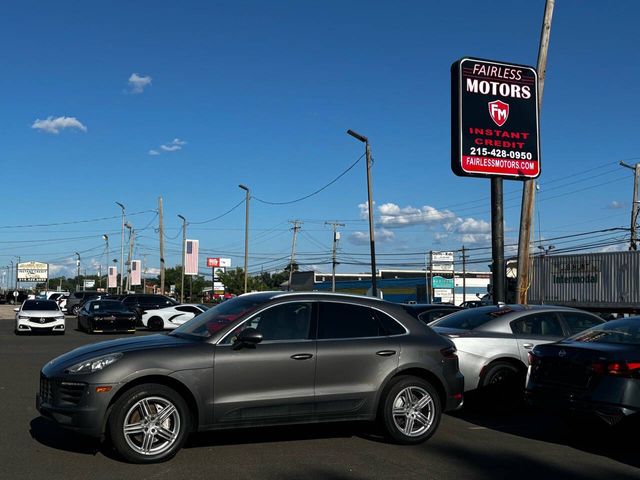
[391,386,435,437]
[122,396,181,456]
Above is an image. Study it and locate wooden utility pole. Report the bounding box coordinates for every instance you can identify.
[620,161,640,250]
[461,246,467,304]
[325,221,345,292]
[517,0,554,304]
[125,228,135,292]
[287,220,302,291]
[178,215,187,303]
[158,197,165,294]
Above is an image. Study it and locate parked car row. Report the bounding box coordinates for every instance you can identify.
[21,291,640,464]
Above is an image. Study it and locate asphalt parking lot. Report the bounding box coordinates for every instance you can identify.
[0,304,638,480]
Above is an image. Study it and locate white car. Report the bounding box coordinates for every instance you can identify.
[141,303,210,330]
[15,299,65,335]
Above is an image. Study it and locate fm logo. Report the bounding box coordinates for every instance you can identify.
[488,100,509,127]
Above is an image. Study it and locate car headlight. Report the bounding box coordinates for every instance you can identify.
[66,353,123,374]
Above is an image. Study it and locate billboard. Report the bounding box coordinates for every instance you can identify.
[17,261,48,282]
[451,57,540,179]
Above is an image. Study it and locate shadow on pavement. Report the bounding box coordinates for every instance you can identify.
[185,421,380,449]
[29,417,101,455]
[449,392,640,471]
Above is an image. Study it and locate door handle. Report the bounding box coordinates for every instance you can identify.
[376,350,397,357]
[290,353,313,360]
[523,343,534,350]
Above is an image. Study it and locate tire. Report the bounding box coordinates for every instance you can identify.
[108,383,190,464]
[481,361,523,391]
[72,305,80,316]
[379,376,441,445]
[147,316,164,331]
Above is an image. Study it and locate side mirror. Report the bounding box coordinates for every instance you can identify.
[13,307,19,312]
[233,328,263,349]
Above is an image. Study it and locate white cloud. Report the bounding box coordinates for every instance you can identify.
[149,138,187,155]
[348,228,395,246]
[32,116,87,134]
[600,243,629,252]
[128,73,152,94]
[146,267,160,276]
[607,200,625,209]
[455,218,491,234]
[376,202,456,228]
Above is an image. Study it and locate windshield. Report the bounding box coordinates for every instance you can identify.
[171,294,273,338]
[88,301,132,313]
[22,300,59,311]
[431,305,514,330]
[568,318,640,345]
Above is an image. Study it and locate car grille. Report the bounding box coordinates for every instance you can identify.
[29,317,57,324]
[531,358,591,389]
[40,374,87,406]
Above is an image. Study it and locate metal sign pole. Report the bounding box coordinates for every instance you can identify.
[491,178,505,303]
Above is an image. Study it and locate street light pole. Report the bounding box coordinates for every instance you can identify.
[347,129,378,297]
[75,252,81,291]
[116,202,125,294]
[239,185,250,294]
[178,215,187,303]
[103,234,109,292]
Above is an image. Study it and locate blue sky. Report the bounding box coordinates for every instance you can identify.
[1,0,639,283]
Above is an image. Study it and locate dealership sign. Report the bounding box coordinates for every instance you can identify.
[17,261,49,282]
[206,257,231,268]
[451,58,540,179]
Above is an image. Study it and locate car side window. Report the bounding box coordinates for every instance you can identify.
[223,302,313,344]
[418,309,451,324]
[375,310,406,335]
[561,312,603,335]
[177,306,200,314]
[511,313,564,337]
[318,302,384,339]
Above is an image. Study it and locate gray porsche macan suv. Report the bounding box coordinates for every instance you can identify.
[37,292,463,463]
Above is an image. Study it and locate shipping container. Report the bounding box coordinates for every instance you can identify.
[528,251,640,312]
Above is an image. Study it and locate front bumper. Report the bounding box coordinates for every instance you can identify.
[36,374,117,438]
[17,318,65,333]
[89,318,136,333]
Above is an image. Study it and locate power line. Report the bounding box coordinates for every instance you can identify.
[0,209,156,229]
[252,153,365,205]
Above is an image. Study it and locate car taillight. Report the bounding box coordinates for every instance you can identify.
[528,352,539,366]
[590,361,640,377]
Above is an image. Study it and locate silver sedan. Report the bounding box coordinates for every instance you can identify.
[429,304,605,392]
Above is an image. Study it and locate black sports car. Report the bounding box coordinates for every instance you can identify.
[77,300,137,334]
[526,317,640,425]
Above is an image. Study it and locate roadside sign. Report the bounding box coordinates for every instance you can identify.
[83,279,95,288]
[451,57,540,179]
[207,257,231,268]
[432,276,455,289]
[432,263,454,272]
[431,251,454,263]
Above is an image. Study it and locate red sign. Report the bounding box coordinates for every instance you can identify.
[451,58,540,179]
[207,257,220,268]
